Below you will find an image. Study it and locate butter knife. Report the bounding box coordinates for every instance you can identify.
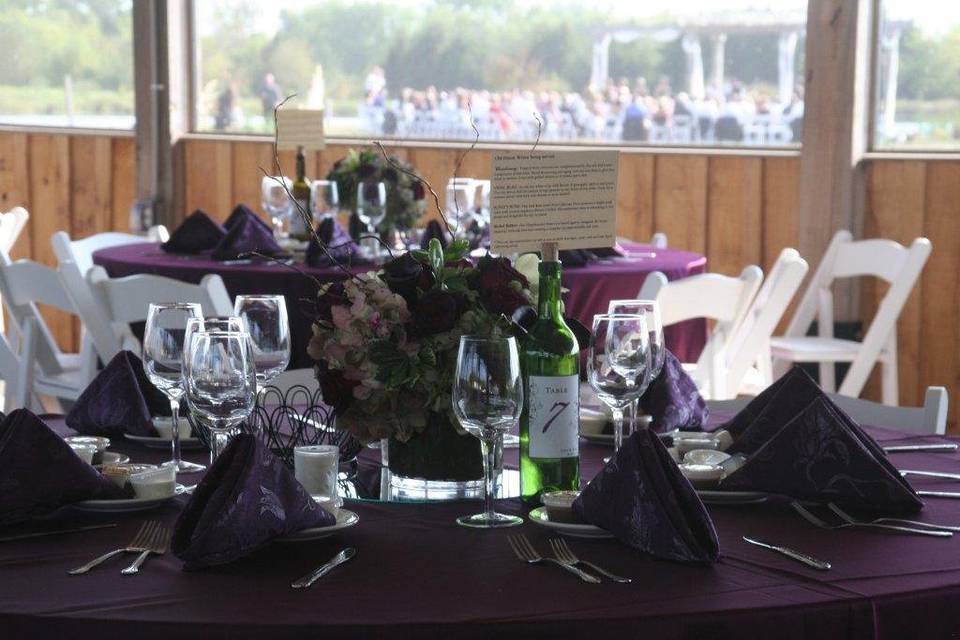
[884,443,958,453]
[901,469,960,481]
[742,536,831,571]
[291,547,356,589]
[917,490,960,499]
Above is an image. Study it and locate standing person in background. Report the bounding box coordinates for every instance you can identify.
[259,73,282,121]
[215,79,238,130]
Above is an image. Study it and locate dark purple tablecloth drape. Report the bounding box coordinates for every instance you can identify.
[3,417,960,639]
[92,242,707,368]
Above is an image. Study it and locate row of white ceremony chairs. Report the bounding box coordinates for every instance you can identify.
[636,230,937,421]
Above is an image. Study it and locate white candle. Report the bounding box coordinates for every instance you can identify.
[294,445,340,512]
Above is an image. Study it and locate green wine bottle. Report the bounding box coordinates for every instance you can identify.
[520,243,580,505]
[291,145,311,240]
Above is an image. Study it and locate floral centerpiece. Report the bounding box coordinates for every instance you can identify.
[308,237,534,484]
[326,148,427,235]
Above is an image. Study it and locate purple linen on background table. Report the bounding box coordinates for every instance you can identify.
[161,209,226,253]
[421,219,448,249]
[224,204,272,233]
[641,349,708,432]
[172,434,334,569]
[212,212,283,261]
[0,410,128,526]
[574,429,720,564]
[306,218,363,267]
[65,351,170,438]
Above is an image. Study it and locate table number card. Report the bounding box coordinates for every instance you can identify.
[276,109,326,150]
[489,149,619,253]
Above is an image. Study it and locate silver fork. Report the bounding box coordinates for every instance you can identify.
[121,523,172,575]
[790,502,951,537]
[507,535,600,584]
[827,503,960,535]
[68,521,161,575]
[549,538,631,583]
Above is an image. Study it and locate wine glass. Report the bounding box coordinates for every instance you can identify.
[444,181,476,232]
[233,295,291,392]
[261,175,293,239]
[310,180,339,223]
[143,302,204,473]
[452,336,524,529]
[356,181,387,258]
[184,316,245,355]
[588,314,651,453]
[607,299,665,435]
[183,330,257,463]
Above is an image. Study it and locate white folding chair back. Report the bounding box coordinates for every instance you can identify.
[0,207,30,335]
[52,226,169,277]
[650,232,668,249]
[86,266,234,359]
[639,265,763,398]
[267,368,319,395]
[59,259,125,364]
[771,231,932,404]
[706,385,947,436]
[718,249,808,399]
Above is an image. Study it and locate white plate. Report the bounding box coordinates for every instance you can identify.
[71,485,185,513]
[125,433,205,450]
[527,506,614,539]
[697,490,770,505]
[94,451,130,467]
[276,509,360,542]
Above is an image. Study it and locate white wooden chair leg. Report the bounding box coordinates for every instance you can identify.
[819,361,836,393]
[881,334,899,406]
[16,318,36,411]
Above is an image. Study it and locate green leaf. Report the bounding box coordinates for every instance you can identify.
[428,238,445,275]
[443,238,469,260]
[411,250,429,263]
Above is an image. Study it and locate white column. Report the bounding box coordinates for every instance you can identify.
[590,34,612,91]
[880,26,902,135]
[711,33,726,91]
[682,33,704,100]
[778,31,800,104]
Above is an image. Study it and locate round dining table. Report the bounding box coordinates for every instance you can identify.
[4,417,960,639]
[92,241,708,369]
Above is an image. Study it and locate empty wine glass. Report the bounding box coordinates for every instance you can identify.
[233,295,291,391]
[261,175,293,239]
[444,181,476,232]
[588,314,651,453]
[184,316,245,355]
[183,330,257,463]
[452,336,524,529]
[143,302,204,474]
[356,180,387,258]
[607,299,665,435]
[310,180,339,223]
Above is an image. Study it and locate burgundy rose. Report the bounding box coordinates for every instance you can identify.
[445,257,473,270]
[317,364,359,410]
[381,253,428,306]
[357,163,376,179]
[412,180,425,200]
[316,281,348,324]
[478,256,528,291]
[482,285,529,317]
[411,290,463,336]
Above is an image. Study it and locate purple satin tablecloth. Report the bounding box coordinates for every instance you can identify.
[92,242,707,368]
[3,419,960,639]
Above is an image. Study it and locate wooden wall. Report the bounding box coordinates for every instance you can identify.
[3,129,960,430]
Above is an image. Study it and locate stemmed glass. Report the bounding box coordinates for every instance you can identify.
[452,336,524,529]
[588,314,651,453]
[143,302,204,473]
[183,330,257,463]
[233,295,291,395]
[310,180,339,223]
[356,181,387,259]
[261,175,293,240]
[607,299,665,435]
[444,181,476,233]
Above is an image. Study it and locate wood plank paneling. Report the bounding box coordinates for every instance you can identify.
[231,141,274,220]
[707,156,762,276]
[183,140,233,221]
[762,156,801,270]
[70,136,113,240]
[0,131,30,259]
[111,137,135,232]
[653,155,708,254]
[616,154,654,244]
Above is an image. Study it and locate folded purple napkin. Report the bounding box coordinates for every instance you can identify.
[172,434,334,569]
[422,219,448,249]
[212,211,283,261]
[306,217,362,267]
[0,410,129,525]
[161,209,226,253]
[641,349,708,432]
[574,429,720,564]
[224,203,273,234]
[719,368,923,513]
[66,351,170,437]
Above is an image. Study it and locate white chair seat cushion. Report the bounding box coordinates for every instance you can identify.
[770,336,892,363]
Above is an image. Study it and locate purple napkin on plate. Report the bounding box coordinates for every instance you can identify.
[641,350,708,432]
[422,219,448,249]
[573,429,720,564]
[306,218,362,267]
[172,434,334,569]
[161,209,226,253]
[719,368,923,513]
[0,410,128,525]
[212,211,283,261]
[224,204,273,233]
[66,351,170,438]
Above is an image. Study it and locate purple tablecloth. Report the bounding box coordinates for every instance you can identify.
[92,242,707,368]
[4,419,960,638]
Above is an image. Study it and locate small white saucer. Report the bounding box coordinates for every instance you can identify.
[526,507,614,539]
[125,433,205,450]
[276,509,360,542]
[71,485,185,513]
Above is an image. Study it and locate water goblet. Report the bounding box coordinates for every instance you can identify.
[356,181,387,258]
[310,180,339,223]
[261,175,293,240]
[233,295,291,393]
[607,299,664,435]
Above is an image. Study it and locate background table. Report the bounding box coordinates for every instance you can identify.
[4,418,960,638]
[92,241,707,369]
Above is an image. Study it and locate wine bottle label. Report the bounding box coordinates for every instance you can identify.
[528,374,579,458]
[291,198,309,234]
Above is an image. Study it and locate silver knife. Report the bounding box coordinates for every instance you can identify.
[742,536,831,571]
[901,469,960,481]
[917,490,960,499]
[884,444,958,453]
[291,547,357,589]
[0,522,117,543]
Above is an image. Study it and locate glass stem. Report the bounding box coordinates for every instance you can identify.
[612,406,624,452]
[169,396,181,467]
[210,426,230,464]
[480,433,499,520]
[624,400,637,438]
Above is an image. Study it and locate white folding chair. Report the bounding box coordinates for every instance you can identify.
[770,231,932,405]
[52,226,169,277]
[716,249,809,399]
[639,265,763,399]
[86,265,234,360]
[707,385,948,436]
[268,368,319,395]
[650,232,668,249]
[0,207,29,335]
